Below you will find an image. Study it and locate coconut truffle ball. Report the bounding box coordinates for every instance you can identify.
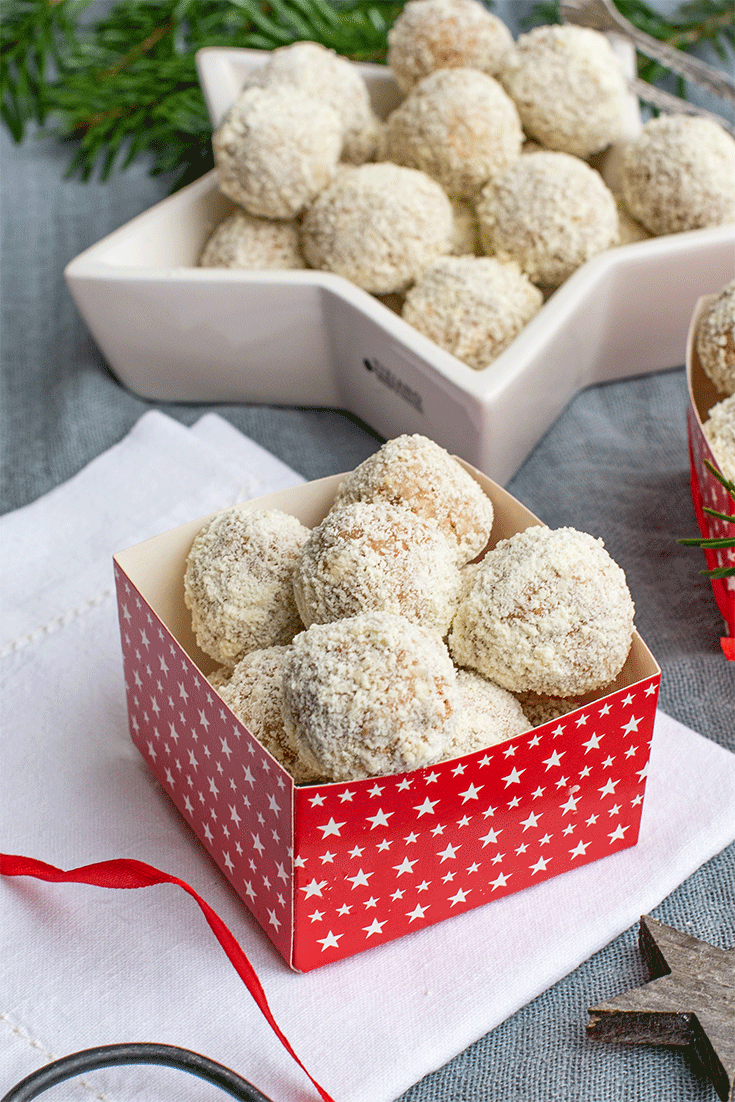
[184,507,310,668]
[402,256,543,370]
[300,163,454,294]
[513,690,581,727]
[621,116,735,236]
[248,41,380,164]
[499,24,629,158]
[212,84,342,219]
[443,669,532,758]
[293,500,464,635]
[703,393,735,485]
[448,525,636,696]
[198,208,305,270]
[476,151,619,288]
[282,611,459,780]
[696,279,735,395]
[216,646,324,784]
[332,433,494,565]
[383,68,523,199]
[387,0,513,95]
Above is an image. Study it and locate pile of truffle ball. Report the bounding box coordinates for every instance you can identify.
[184,434,636,784]
[696,278,735,485]
[199,0,735,373]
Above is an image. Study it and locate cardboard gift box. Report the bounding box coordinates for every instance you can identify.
[686,296,735,654]
[114,464,661,972]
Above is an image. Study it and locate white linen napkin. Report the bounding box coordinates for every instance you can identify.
[2,411,735,1102]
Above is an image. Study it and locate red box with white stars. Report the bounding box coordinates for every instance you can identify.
[113,466,661,972]
[686,296,735,653]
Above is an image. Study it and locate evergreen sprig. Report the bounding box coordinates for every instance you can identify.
[679,460,735,580]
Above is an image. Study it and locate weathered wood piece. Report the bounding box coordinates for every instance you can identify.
[588,914,735,1102]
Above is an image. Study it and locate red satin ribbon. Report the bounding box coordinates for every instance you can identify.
[0,853,336,1102]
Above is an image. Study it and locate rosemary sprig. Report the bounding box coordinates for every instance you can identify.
[679,460,735,580]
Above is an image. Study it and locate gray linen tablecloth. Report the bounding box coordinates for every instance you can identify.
[1,22,733,1099]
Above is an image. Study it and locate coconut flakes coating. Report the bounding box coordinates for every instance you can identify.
[300,162,454,294]
[199,208,305,270]
[282,611,458,781]
[332,433,494,565]
[247,41,380,165]
[387,0,513,96]
[499,24,629,159]
[513,690,581,727]
[448,525,635,696]
[402,255,543,370]
[212,85,342,219]
[450,199,481,255]
[184,507,310,668]
[703,393,735,485]
[216,646,324,784]
[620,115,735,237]
[476,151,619,289]
[383,68,523,200]
[443,669,532,758]
[696,279,735,396]
[293,500,464,635]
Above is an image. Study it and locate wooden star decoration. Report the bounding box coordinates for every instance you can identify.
[588,915,735,1101]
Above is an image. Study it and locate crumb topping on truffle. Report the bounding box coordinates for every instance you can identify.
[216,645,325,783]
[444,668,532,757]
[293,500,464,634]
[448,525,635,695]
[476,150,619,288]
[499,23,629,158]
[199,208,305,270]
[332,433,494,564]
[300,162,454,293]
[184,506,310,667]
[387,0,513,95]
[401,255,543,370]
[696,279,735,396]
[383,67,522,199]
[281,611,458,780]
[621,115,735,236]
[212,85,342,219]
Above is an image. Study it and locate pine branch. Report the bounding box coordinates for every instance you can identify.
[679,461,735,580]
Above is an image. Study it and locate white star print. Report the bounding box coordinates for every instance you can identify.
[543,751,565,770]
[437,843,459,862]
[317,931,342,951]
[414,797,439,817]
[366,808,393,829]
[622,717,641,735]
[407,903,429,922]
[583,733,602,752]
[480,827,502,847]
[223,852,234,873]
[347,868,373,889]
[520,811,542,831]
[363,919,386,938]
[459,783,483,802]
[569,840,590,858]
[560,794,580,815]
[309,910,324,923]
[318,817,346,838]
[490,872,510,890]
[609,823,630,843]
[338,789,355,802]
[229,804,241,828]
[598,778,620,797]
[530,856,551,874]
[503,767,525,786]
[449,888,470,906]
[301,878,327,898]
[393,857,417,876]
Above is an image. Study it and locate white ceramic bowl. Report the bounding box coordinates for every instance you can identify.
[64,47,735,484]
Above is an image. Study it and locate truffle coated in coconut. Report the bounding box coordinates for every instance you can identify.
[332,434,494,565]
[703,393,735,485]
[621,116,735,237]
[443,669,532,758]
[199,208,305,270]
[387,0,513,95]
[513,690,581,727]
[282,611,458,780]
[293,500,464,635]
[448,525,635,696]
[476,151,619,288]
[184,507,310,668]
[217,646,325,784]
[499,24,629,158]
[207,666,233,692]
[402,255,543,370]
[300,163,454,294]
[212,85,342,219]
[383,68,523,199]
[696,279,735,396]
[247,41,380,164]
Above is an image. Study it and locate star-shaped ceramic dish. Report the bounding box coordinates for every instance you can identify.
[64,47,735,485]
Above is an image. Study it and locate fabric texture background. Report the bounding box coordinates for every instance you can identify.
[1,7,733,1094]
